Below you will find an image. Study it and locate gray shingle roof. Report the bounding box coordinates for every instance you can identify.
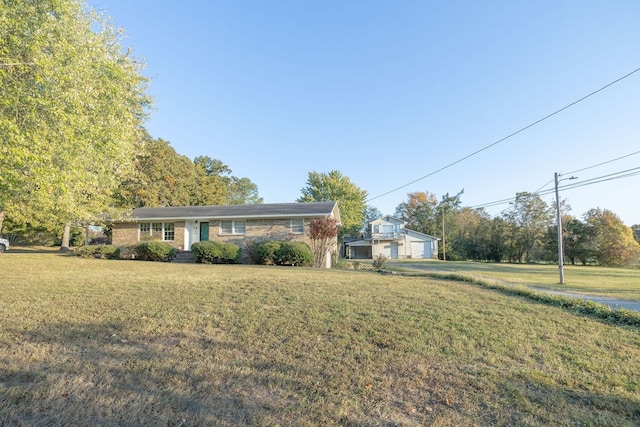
[122,202,338,221]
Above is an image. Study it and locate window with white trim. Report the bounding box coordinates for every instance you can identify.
[290,219,304,234]
[220,220,246,235]
[163,223,175,241]
[139,222,175,241]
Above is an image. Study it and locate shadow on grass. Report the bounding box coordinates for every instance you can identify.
[2,318,640,425]
[1,320,315,426]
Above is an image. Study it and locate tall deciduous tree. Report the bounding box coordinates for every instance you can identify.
[194,156,262,205]
[632,225,640,245]
[394,192,439,236]
[362,205,382,235]
[116,138,229,207]
[583,208,640,266]
[298,170,367,238]
[502,192,553,262]
[0,0,150,234]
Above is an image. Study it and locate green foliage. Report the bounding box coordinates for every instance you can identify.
[298,170,367,238]
[395,191,439,236]
[193,155,263,205]
[277,241,313,266]
[583,208,640,266]
[252,240,312,266]
[191,241,241,264]
[501,192,553,263]
[135,241,177,262]
[115,137,228,208]
[115,146,262,209]
[0,0,150,232]
[632,224,640,244]
[251,240,282,265]
[76,245,120,260]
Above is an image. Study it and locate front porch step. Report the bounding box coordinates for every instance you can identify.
[172,251,195,263]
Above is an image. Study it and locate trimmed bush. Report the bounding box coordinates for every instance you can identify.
[251,240,282,265]
[277,241,312,266]
[191,241,241,264]
[253,240,312,266]
[135,241,177,262]
[75,245,120,260]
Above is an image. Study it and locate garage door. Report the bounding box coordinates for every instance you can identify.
[411,241,426,259]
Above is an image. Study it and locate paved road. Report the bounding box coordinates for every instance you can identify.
[395,263,640,314]
[538,289,640,313]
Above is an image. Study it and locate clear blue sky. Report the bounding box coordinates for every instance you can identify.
[93,0,640,225]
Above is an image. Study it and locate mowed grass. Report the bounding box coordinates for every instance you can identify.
[1,253,640,426]
[391,259,640,301]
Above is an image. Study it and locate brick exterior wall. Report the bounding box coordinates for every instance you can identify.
[112,221,186,256]
[111,218,337,263]
[210,219,311,263]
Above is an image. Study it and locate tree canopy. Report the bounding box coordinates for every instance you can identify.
[395,191,439,236]
[583,208,640,266]
[298,170,367,238]
[116,139,262,208]
[0,0,150,233]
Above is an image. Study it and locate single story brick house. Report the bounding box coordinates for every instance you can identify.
[109,202,340,265]
[344,215,439,260]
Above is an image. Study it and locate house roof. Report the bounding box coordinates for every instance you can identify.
[114,202,340,222]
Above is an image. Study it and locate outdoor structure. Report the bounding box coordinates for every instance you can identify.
[110,202,340,266]
[344,215,439,260]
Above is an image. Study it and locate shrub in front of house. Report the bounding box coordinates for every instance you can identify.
[135,241,177,262]
[253,240,312,266]
[75,245,120,259]
[276,241,312,266]
[191,241,241,264]
[251,240,282,265]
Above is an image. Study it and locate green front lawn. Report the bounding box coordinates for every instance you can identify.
[1,253,639,425]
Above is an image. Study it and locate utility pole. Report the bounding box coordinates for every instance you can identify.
[555,172,577,284]
[441,206,446,261]
[554,172,564,284]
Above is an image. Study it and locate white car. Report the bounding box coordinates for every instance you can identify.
[0,238,9,252]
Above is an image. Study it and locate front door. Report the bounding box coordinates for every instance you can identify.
[200,222,209,241]
[390,242,398,259]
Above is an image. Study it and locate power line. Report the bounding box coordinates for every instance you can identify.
[470,166,640,211]
[366,66,640,203]
[565,149,640,175]
[529,148,640,195]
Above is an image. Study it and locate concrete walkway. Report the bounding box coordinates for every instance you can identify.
[535,289,640,313]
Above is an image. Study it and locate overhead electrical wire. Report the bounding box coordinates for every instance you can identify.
[470,166,640,211]
[366,66,640,203]
[564,149,640,175]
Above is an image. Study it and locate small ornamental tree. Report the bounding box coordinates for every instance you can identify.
[308,217,340,268]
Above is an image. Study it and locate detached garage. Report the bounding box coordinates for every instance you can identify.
[345,216,439,260]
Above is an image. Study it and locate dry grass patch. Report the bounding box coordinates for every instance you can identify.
[1,253,640,425]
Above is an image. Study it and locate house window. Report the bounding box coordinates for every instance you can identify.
[220,220,246,235]
[163,223,175,241]
[382,224,394,234]
[139,222,175,241]
[290,219,304,234]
